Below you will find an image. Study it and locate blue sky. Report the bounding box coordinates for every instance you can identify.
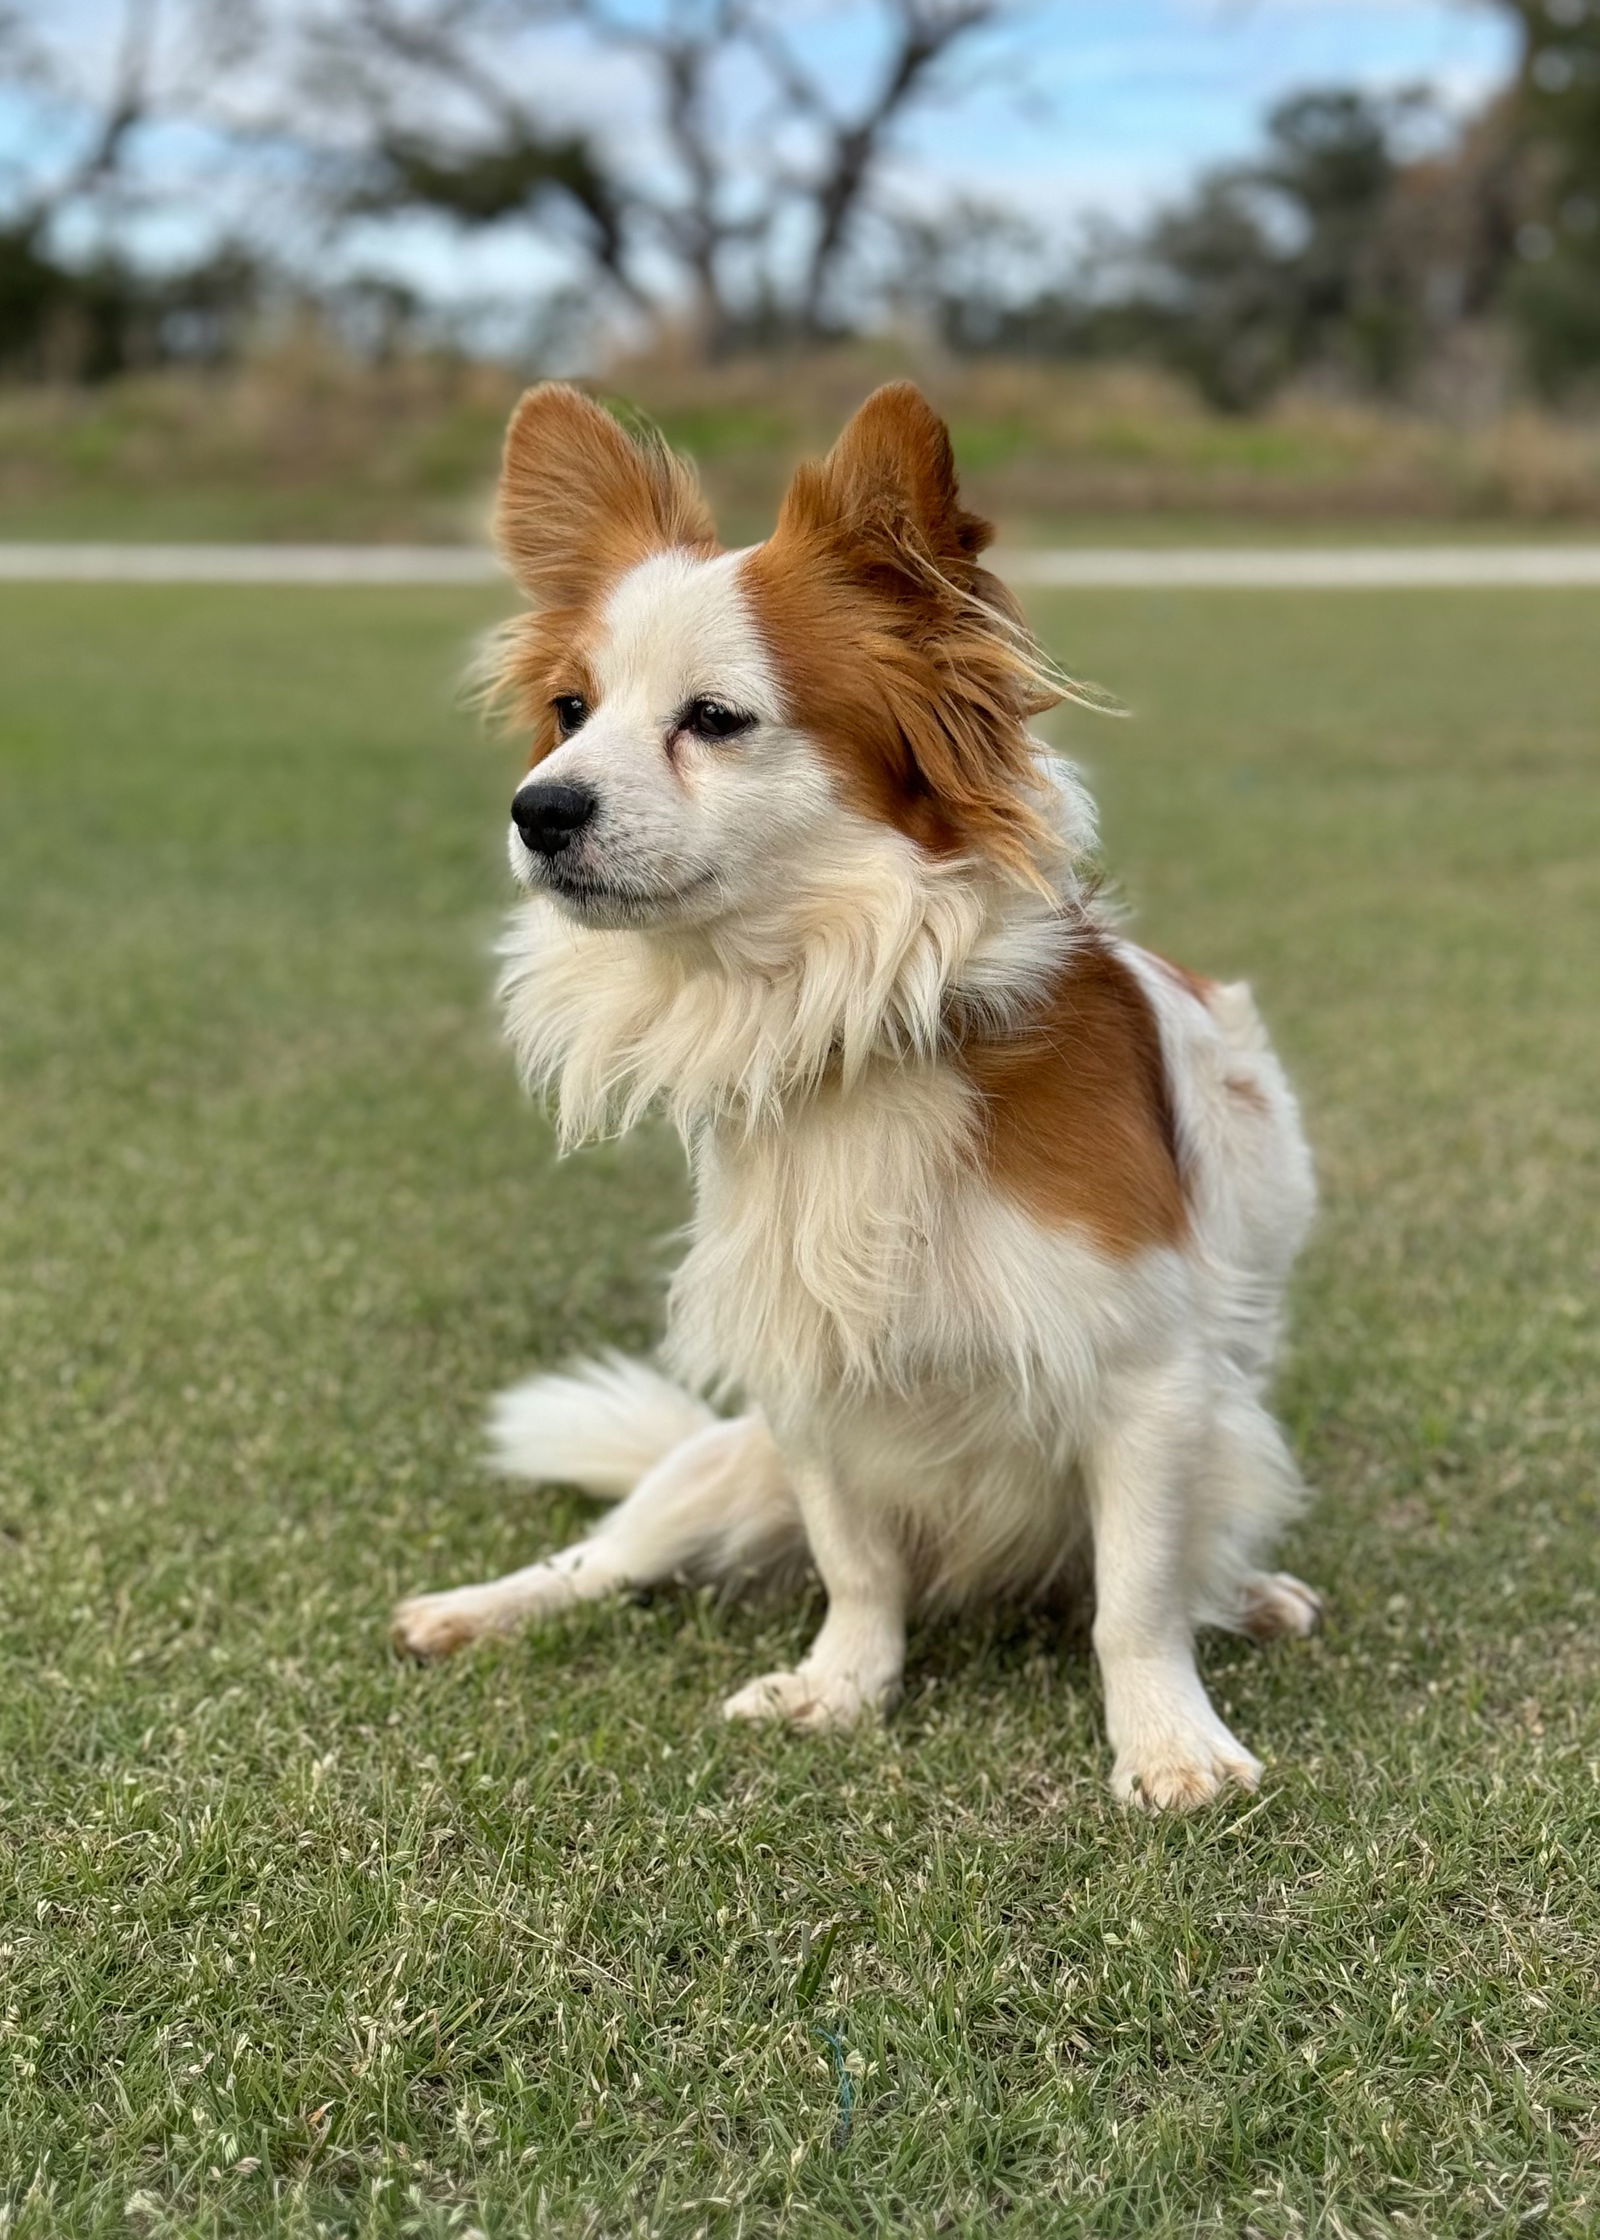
[888,1,1515,219]
[4,0,1518,310]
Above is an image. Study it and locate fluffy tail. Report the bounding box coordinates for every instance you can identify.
[487,1352,718,1499]
[1187,1382,1310,1631]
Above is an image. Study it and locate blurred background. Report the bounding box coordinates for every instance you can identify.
[4,0,1600,540]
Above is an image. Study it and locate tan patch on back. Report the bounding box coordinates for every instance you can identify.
[963,940,1187,1255]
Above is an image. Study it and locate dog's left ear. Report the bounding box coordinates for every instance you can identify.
[758,382,1065,886]
[775,381,994,580]
[773,382,1052,721]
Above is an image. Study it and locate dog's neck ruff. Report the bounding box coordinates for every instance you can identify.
[498,817,1094,1148]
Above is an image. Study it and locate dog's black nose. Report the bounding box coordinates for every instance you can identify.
[512,781,596,856]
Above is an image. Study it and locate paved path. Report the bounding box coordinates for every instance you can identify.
[0,543,501,585]
[3,541,1600,588]
[1004,544,1600,588]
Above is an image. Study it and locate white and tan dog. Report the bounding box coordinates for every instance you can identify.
[394,381,1320,1809]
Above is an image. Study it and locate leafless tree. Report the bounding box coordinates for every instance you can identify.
[744,1,1003,333]
[289,0,1022,354]
[1,0,164,235]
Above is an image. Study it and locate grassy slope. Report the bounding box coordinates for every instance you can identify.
[1,584,1596,2238]
[7,355,1600,544]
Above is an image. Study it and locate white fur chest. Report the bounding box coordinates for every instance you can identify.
[663,1060,974,1412]
[662,1057,1187,1455]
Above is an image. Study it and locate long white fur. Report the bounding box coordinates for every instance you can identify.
[487,1352,715,1497]
[496,819,1083,1143]
[394,539,1319,1808]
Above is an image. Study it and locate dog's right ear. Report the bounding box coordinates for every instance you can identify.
[494,383,715,607]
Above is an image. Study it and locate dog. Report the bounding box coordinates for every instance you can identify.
[393,380,1320,1809]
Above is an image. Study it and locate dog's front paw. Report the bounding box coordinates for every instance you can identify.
[1110,1718,1263,1811]
[721,1667,886,1731]
[392,1587,497,1661]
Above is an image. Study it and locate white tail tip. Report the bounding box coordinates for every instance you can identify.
[485,1352,716,1500]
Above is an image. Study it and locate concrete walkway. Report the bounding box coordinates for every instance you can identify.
[3,541,1600,588]
[0,543,501,585]
[1004,544,1600,588]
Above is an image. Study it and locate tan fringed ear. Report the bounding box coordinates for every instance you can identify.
[493,383,716,607]
[774,380,995,577]
[772,380,1055,720]
[749,382,1072,889]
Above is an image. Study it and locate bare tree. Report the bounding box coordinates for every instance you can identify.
[0,0,192,374]
[289,0,1020,354]
[1,0,162,236]
[745,0,1003,334]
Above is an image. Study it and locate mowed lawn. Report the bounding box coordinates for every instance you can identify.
[2,581,1597,2240]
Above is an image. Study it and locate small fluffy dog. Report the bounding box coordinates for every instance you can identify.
[394,381,1320,1808]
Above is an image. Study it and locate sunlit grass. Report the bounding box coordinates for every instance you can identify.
[1,583,1596,2237]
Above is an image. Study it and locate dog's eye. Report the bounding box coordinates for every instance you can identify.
[683,698,753,743]
[551,694,588,737]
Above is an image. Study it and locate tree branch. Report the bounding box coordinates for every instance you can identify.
[328,0,657,310]
[18,0,162,230]
[796,0,1004,330]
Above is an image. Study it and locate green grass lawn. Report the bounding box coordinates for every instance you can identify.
[2,582,1597,2238]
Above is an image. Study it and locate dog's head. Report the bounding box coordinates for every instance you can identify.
[489,381,1065,933]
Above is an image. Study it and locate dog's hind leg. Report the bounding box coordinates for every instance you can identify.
[1185,1385,1322,1643]
[392,1412,799,1659]
[1230,1569,1323,1641]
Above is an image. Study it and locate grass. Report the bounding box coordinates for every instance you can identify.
[9,346,1600,544]
[1,579,1597,2237]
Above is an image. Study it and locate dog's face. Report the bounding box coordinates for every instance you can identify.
[504,545,836,931]
[490,382,1060,932]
